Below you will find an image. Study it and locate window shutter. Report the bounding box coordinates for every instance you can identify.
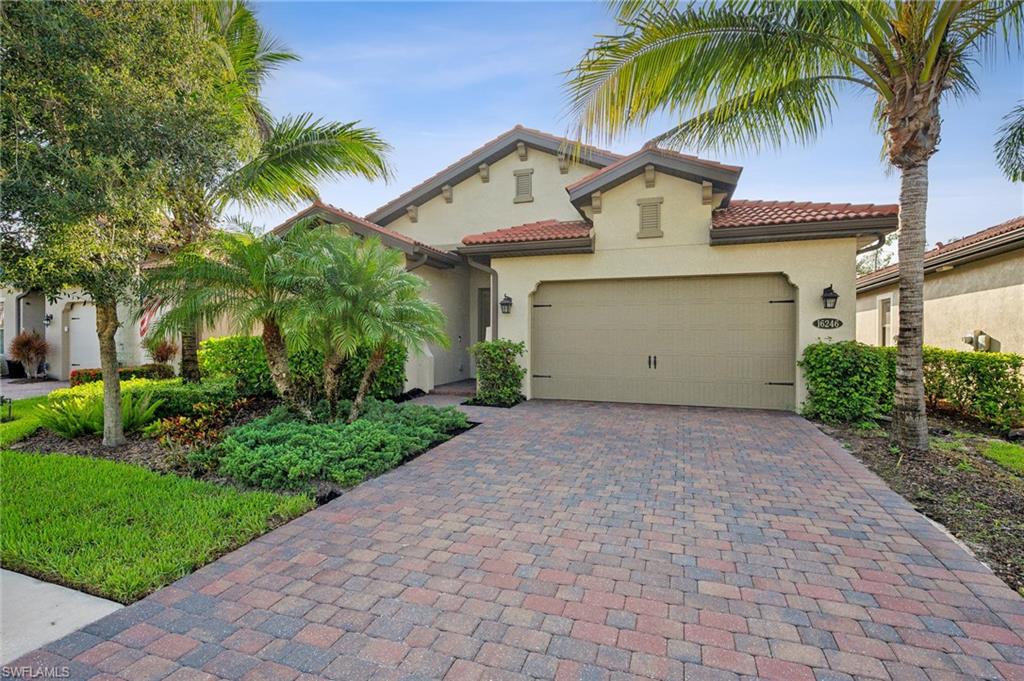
[636,197,663,238]
[513,169,533,203]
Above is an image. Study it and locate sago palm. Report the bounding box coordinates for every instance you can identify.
[148,223,323,415]
[338,239,449,423]
[165,0,391,381]
[566,0,1022,452]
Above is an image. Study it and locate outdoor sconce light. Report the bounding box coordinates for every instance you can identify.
[499,294,513,314]
[43,313,53,326]
[821,285,839,310]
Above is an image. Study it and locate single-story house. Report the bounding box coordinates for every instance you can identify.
[273,125,900,411]
[856,216,1024,354]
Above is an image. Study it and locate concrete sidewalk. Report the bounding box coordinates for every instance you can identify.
[0,378,70,400]
[1,570,122,664]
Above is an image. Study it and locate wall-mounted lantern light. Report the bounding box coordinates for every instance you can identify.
[43,313,54,327]
[499,294,513,314]
[821,285,839,310]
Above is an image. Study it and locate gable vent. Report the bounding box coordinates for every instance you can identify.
[513,169,534,203]
[637,197,663,238]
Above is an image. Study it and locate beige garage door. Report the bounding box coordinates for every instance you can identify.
[531,274,796,410]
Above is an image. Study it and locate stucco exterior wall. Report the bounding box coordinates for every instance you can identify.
[385,149,594,248]
[407,263,471,391]
[490,173,859,409]
[856,249,1024,353]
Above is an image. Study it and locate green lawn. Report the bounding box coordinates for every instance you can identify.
[984,440,1024,476]
[0,394,48,446]
[1,450,314,603]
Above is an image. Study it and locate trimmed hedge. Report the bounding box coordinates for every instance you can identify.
[800,341,1024,428]
[468,339,526,407]
[69,363,174,386]
[50,377,238,420]
[197,335,406,402]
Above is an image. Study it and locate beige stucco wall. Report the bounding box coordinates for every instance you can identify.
[490,172,859,410]
[407,263,471,391]
[856,249,1024,354]
[385,149,594,248]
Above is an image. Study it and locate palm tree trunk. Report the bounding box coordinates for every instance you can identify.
[894,162,929,452]
[179,326,200,382]
[261,318,309,417]
[348,347,385,423]
[323,351,345,418]
[96,302,125,447]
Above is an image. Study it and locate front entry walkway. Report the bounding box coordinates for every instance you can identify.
[14,402,1024,680]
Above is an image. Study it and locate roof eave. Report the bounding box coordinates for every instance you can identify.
[709,216,898,246]
[567,149,742,211]
[368,129,620,226]
[458,236,595,258]
[856,226,1024,293]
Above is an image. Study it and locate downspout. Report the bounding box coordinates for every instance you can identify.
[466,256,498,339]
[857,232,888,254]
[406,250,429,271]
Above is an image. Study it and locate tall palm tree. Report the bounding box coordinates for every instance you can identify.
[148,223,323,415]
[164,0,391,382]
[566,0,1022,452]
[337,239,449,423]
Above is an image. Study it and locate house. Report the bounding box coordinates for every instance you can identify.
[275,125,899,411]
[856,216,1024,354]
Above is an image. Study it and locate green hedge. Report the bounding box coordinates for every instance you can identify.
[800,341,1024,428]
[69,363,174,386]
[50,378,237,420]
[197,336,407,402]
[468,339,526,407]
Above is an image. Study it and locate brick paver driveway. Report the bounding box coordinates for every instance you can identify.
[16,402,1024,681]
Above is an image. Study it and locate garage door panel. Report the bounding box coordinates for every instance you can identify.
[531,275,796,410]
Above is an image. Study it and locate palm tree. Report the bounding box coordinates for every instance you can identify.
[996,101,1024,182]
[337,239,449,423]
[148,222,322,415]
[164,0,391,382]
[566,0,1022,452]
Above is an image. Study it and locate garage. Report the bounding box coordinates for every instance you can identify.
[530,274,796,410]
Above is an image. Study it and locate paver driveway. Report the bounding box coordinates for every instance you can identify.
[13,402,1024,681]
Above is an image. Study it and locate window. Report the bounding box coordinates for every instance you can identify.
[513,169,533,203]
[636,197,664,238]
[880,298,892,346]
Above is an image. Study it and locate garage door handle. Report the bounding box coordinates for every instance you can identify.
[653,355,657,369]
[648,355,651,369]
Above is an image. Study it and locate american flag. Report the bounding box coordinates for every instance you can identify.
[139,299,161,338]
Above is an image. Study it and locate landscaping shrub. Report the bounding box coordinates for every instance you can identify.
[198,335,407,401]
[800,341,1024,428]
[468,339,526,407]
[145,379,238,418]
[212,399,468,491]
[70,363,174,386]
[38,390,162,437]
[8,330,49,378]
[143,335,179,364]
[147,397,249,452]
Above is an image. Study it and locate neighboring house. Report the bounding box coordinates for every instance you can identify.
[275,125,899,411]
[856,216,1024,354]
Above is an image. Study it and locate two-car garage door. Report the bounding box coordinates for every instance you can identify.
[531,274,796,410]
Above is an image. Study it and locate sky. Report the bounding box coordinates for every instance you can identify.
[247,1,1024,246]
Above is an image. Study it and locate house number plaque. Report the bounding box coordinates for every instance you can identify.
[813,318,843,329]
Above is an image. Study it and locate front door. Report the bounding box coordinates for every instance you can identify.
[477,288,491,342]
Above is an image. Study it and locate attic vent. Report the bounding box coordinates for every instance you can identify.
[637,197,663,238]
[513,169,533,203]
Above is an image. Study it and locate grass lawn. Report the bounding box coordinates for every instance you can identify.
[0,395,48,446]
[1,449,314,603]
[985,440,1024,475]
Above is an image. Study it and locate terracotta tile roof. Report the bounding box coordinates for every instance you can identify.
[566,145,742,193]
[271,200,455,260]
[462,220,591,246]
[858,214,1024,283]
[366,125,622,224]
[712,200,900,229]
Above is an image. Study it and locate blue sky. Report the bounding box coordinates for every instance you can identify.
[249,1,1023,245]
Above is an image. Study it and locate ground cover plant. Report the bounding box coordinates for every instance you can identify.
[0,449,313,603]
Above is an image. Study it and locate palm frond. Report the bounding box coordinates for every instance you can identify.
[996,102,1024,182]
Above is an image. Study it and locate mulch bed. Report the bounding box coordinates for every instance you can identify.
[822,416,1024,595]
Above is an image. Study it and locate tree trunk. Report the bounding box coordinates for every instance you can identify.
[261,318,309,418]
[179,326,200,382]
[348,347,386,423]
[894,162,929,453]
[96,302,125,447]
[323,351,345,418]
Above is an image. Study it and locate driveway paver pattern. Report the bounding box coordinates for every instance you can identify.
[11,401,1024,681]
